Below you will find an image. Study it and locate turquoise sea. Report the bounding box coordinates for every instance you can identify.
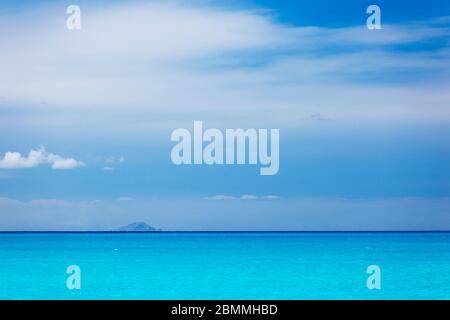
[0,232,449,300]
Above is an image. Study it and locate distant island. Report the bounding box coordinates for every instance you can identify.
[115,222,160,232]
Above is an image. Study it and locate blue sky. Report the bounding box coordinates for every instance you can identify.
[0,0,449,230]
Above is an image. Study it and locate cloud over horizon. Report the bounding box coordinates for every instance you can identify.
[205,194,280,200]
[0,196,449,231]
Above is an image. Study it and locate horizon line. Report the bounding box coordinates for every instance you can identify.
[1,230,450,233]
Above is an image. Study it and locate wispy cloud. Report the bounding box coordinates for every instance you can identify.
[0,147,84,170]
[103,156,125,171]
[117,197,135,201]
[0,171,16,179]
[205,194,280,200]
[106,156,125,164]
[0,2,449,130]
[0,196,448,231]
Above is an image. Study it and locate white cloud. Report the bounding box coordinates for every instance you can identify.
[0,147,84,170]
[0,2,448,130]
[28,199,68,205]
[261,195,280,200]
[205,195,237,200]
[48,153,85,169]
[103,156,125,171]
[79,200,103,205]
[240,194,259,200]
[106,156,125,164]
[0,148,46,169]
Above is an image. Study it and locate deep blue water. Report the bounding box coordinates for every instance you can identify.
[0,232,449,299]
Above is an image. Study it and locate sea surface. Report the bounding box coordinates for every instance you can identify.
[0,232,449,299]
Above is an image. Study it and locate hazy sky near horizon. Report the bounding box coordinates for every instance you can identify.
[0,0,449,230]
